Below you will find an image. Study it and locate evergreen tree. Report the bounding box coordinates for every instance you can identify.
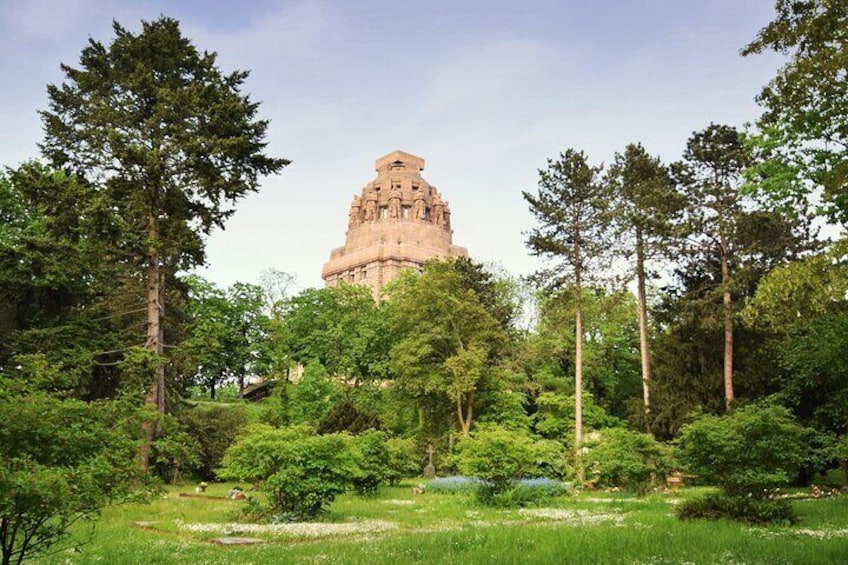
[40,17,288,464]
[606,143,682,432]
[523,149,615,479]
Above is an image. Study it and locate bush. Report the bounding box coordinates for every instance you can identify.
[351,429,389,495]
[455,425,567,505]
[678,403,806,498]
[585,427,675,493]
[485,478,569,507]
[385,437,421,485]
[218,425,358,520]
[456,426,537,498]
[675,492,797,525]
[0,393,149,563]
[179,403,248,480]
[151,414,200,484]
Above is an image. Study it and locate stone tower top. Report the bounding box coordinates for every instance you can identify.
[322,151,468,298]
[375,150,425,173]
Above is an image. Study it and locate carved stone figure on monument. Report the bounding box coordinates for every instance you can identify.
[431,194,445,226]
[363,188,378,222]
[388,185,402,219]
[348,195,362,228]
[413,194,427,220]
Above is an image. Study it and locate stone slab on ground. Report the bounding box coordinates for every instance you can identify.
[211,537,264,546]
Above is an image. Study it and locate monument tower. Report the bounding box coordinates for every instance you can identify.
[322,150,468,298]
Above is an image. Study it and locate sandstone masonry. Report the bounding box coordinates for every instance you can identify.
[322,150,468,298]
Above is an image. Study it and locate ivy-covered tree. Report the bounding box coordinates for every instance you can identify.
[39,17,288,463]
[523,149,615,478]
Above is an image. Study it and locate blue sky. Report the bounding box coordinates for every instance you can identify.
[0,0,785,291]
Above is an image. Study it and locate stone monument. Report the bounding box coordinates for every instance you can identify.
[322,151,468,299]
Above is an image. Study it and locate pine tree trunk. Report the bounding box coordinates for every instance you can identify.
[720,236,734,409]
[574,232,584,484]
[140,213,165,469]
[635,229,652,433]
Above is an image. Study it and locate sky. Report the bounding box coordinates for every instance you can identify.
[0,0,787,292]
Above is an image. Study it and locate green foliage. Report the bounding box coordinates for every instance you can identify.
[454,425,564,504]
[678,403,807,497]
[151,414,200,484]
[389,259,508,435]
[218,425,358,520]
[743,0,848,225]
[317,397,382,434]
[351,430,390,495]
[675,491,797,525]
[0,392,149,563]
[533,392,624,443]
[179,403,249,480]
[385,437,421,486]
[532,287,641,419]
[41,16,288,272]
[183,275,272,398]
[278,284,392,380]
[584,428,674,493]
[287,362,343,426]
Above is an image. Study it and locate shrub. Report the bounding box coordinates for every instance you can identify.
[492,478,569,507]
[585,427,675,493]
[456,426,537,498]
[675,492,797,525]
[218,425,358,520]
[351,429,389,495]
[179,403,248,480]
[0,393,149,563]
[678,403,806,498]
[455,425,567,505]
[151,414,200,484]
[385,437,421,486]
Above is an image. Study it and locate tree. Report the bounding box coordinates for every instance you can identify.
[743,240,848,435]
[523,149,614,479]
[743,0,848,226]
[389,260,507,437]
[606,143,681,431]
[0,390,147,565]
[184,276,270,398]
[278,284,392,383]
[674,125,751,409]
[40,17,288,463]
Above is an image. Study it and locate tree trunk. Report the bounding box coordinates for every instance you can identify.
[574,234,584,484]
[635,229,652,434]
[140,213,165,469]
[720,236,734,409]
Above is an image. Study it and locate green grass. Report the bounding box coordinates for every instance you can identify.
[30,483,848,564]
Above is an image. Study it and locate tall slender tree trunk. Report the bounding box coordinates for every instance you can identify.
[140,212,165,469]
[574,233,584,484]
[635,229,652,434]
[720,236,734,409]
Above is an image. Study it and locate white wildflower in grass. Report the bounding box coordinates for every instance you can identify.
[174,519,398,538]
[518,508,624,526]
[382,499,415,506]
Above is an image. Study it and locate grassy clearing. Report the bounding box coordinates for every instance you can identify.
[31,483,848,564]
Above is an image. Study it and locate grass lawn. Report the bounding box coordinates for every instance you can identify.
[31,482,848,564]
